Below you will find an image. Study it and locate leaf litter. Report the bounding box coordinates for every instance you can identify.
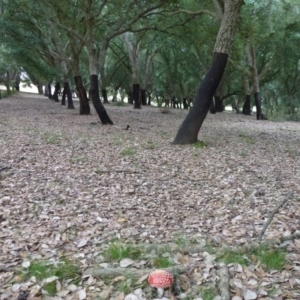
[0,93,300,299]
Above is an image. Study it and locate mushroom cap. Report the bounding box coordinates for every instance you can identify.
[148,270,173,288]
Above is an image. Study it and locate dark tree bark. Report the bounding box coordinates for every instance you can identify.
[141,89,147,105]
[62,88,66,106]
[173,0,243,144]
[243,95,251,115]
[44,86,49,97]
[133,84,141,109]
[53,83,61,102]
[210,98,216,114]
[74,75,90,115]
[90,75,113,124]
[183,98,189,110]
[63,82,75,109]
[128,91,133,104]
[48,84,52,99]
[102,89,109,104]
[147,92,151,105]
[254,92,262,119]
[174,53,228,144]
[215,95,225,112]
[15,74,20,91]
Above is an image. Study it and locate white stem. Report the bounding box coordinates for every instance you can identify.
[157,287,164,298]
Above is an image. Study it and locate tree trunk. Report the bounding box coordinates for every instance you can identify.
[133,84,141,109]
[173,53,228,144]
[63,82,75,109]
[243,95,252,115]
[90,75,113,124]
[37,83,43,95]
[254,92,262,119]
[147,91,151,105]
[128,90,133,104]
[173,0,243,144]
[215,95,224,112]
[183,98,188,110]
[74,75,90,115]
[210,98,216,114]
[15,74,20,91]
[102,89,109,104]
[62,88,66,106]
[141,89,147,105]
[53,83,60,102]
[48,84,52,99]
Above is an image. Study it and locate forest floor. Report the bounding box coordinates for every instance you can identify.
[0,93,300,300]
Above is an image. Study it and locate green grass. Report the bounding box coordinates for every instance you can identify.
[121,148,135,156]
[153,256,171,268]
[200,286,218,300]
[238,133,256,144]
[193,140,208,149]
[217,245,286,271]
[20,258,80,296]
[105,243,142,262]
[113,101,127,106]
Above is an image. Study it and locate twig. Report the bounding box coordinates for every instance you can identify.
[258,191,293,243]
[84,266,188,279]
[218,263,230,300]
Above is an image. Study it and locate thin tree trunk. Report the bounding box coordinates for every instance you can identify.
[47,84,52,99]
[53,83,60,102]
[102,89,109,104]
[243,95,251,115]
[210,98,216,114]
[141,89,147,105]
[90,75,113,124]
[64,82,75,109]
[173,0,243,144]
[74,75,90,115]
[62,88,66,106]
[133,84,141,109]
[215,95,224,112]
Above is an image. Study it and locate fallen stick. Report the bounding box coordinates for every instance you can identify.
[84,265,188,279]
[258,191,293,243]
[218,263,230,300]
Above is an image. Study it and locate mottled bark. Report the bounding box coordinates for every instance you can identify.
[63,82,75,109]
[174,0,242,144]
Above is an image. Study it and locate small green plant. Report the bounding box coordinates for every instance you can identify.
[153,256,171,268]
[217,249,248,265]
[113,101,127,106]
[238,133,256,144]
[255,248,286,271]
[200,286,218,300]
[43,282,57,296]
[121,148,135,156]
[21,258,79,296]
[193,140,208,149]
[105,243,141,262]
[217,246,286,271]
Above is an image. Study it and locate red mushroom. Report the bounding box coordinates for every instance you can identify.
[148,269,173,297]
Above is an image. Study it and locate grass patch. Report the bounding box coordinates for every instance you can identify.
[113,101,127,107]
[238,133,256,144]
[153,256,171,268]
[193,140,208,149]
[217,245,286,271]
[199,285,219,300]
[20,258,80,295]
[121,148,135,156]
[105,243,142,262]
